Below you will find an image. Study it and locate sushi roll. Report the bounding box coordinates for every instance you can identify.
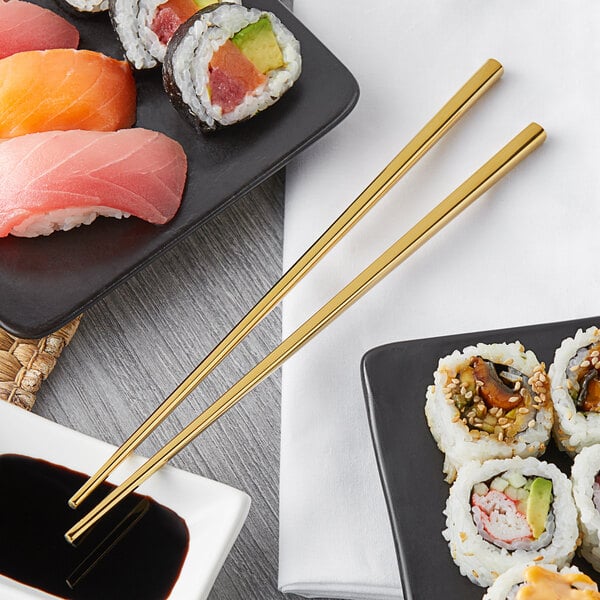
[549,326,600,455]
[425,342,553,482]
[482,563,600,599]
[110,0,239,69]
[572,445,600,571]
[443,457,579,587]
[163,4,301,132]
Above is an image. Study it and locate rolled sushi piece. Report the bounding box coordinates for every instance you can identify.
[482,563,600,599]
[0,0,79,58]
[0,49,136,138]
[0,129,187,237]
[443,457,579,587]
[549,326,600,455]
[110,0,239,69]
[163,3,301,132]
[425,342,553,482]
[572,445,600,571]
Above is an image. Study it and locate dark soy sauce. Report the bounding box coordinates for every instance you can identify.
[0,454,190,599]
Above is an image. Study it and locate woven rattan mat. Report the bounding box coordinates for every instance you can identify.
[0,317,81,410]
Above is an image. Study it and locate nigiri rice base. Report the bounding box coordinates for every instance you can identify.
[11,207,130,237]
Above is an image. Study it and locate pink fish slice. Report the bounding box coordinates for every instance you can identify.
[0,128,187,237]
[0,0,79,59]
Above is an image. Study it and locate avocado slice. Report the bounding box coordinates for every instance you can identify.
[232,17,284,74]
[526,477,553,539]
[193,0,219,9]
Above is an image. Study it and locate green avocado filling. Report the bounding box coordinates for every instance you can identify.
[193,0,220,9]
[232,17,284,74]
[527,477,553,539]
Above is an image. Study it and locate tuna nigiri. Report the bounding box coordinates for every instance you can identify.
[0,49,136,138]
[0,129,187,237]
[0,0,79,59]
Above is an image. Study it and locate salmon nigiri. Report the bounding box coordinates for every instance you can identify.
[0,49,136,138]
[0,0,79,59]
[0,129,187,237]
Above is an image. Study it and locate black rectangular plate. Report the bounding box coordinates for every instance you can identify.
[361,316,600,600]
[0,0,359,338]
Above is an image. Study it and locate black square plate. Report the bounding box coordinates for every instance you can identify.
[361,316,600,599]
[0,0,359,338]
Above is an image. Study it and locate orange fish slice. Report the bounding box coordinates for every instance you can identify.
[0,49,136,138]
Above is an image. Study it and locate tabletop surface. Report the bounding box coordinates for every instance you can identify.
[36,171,309,599]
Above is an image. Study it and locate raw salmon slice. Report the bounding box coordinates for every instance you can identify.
[0,0,79,59]
[0,129,187,237]
[0,49,136,138]
[209,40,265,113]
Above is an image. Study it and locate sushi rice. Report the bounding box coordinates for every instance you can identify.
[443,456,579,587]
[482,563,599,599]
[549,326,600,455]
[61,0,108,13]
[425,342,553,482]
[111,0,241,69]
[164,4,301,131]
[572,444,600,571]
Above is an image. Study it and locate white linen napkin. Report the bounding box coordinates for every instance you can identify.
[278,2,600,598]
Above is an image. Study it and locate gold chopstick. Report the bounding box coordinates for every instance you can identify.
[68,58,504,510]
[65,122,546,544]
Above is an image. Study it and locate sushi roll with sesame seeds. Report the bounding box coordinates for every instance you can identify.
[482,563,600,599]
[444,457,579,588]
[163,3,301,132]
[110,0,240,69]
[549,326,600,455]
[572,445,600,571]
[425,342,553,483]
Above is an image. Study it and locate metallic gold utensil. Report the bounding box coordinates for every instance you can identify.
[65,122,546,544]
[68,58,503,510]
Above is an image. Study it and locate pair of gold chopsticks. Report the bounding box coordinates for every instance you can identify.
[65,58,545,544]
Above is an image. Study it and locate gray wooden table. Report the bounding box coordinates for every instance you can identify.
[35,171,307,599]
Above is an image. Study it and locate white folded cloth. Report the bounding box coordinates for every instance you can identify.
[278,2,600,598]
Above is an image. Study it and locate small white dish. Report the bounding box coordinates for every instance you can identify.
[0,401,251,600]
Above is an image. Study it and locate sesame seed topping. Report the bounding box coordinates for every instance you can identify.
[518,407,529,414]
[498,417,508,425]
[465,391,473,399]
[592,350,600,357]
[452,415,460,423]
[498,431,504,442]
[581,360,591,368]
[539,373,547,382]
[514,381,521,391]
[570,365,579,372]
[528,420,536,428]
[509,396,520,403]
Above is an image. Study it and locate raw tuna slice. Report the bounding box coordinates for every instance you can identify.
[0,0,79,59]
[0,49,136,138]
[0,129,187,237]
